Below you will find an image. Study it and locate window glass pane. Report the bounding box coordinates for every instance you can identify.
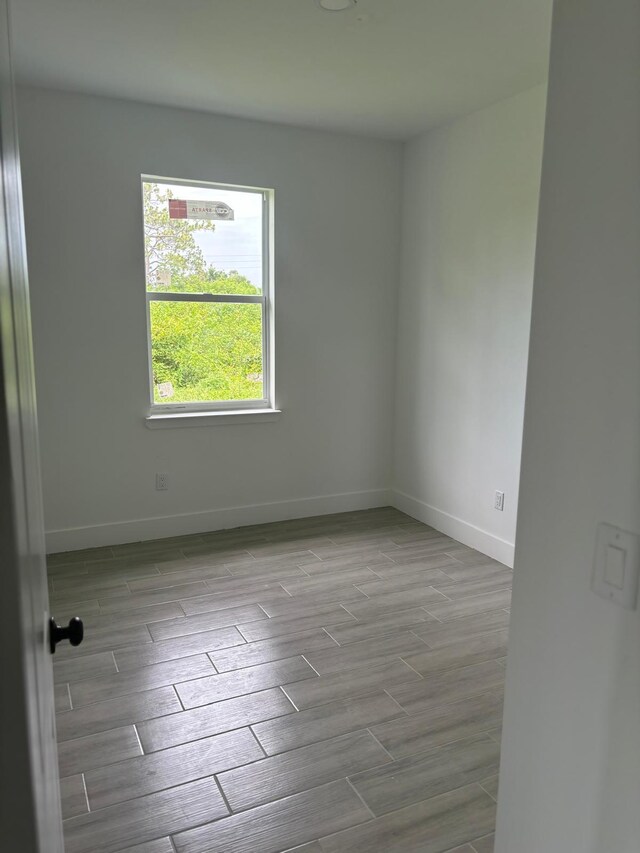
[150,301,264,404]
[143,181,263,296]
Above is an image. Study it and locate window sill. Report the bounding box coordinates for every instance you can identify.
[145,408,282,429]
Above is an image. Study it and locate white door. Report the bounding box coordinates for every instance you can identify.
[0,0,65,849]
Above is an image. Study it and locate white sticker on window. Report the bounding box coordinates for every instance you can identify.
[156,381,175,398]
[168,199,235,220]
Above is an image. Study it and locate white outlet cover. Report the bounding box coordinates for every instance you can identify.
[591,522,639,610]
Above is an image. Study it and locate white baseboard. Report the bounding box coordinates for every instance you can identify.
[46,488,392,554]
[391,489,515,568]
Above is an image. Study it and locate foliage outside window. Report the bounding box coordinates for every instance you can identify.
[142,177,272,411]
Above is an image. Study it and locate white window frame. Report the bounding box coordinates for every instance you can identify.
[142,175,275,419]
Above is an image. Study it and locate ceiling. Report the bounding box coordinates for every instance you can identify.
[11,0,552,140]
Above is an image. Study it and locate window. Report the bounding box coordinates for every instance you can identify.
[142,176,274,416]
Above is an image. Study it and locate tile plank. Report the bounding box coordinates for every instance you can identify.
[280,567,381,596]
[258,598,358,619]
[176,656,317,709]
[371,693,504,760]
[80,602,185,633]
[258,586,368,612]
[126,563,232,589]
[54,682,71,713]
[172,779,370,853]
[354,576,451,598]
[303,631,427,676]
[70,655,215,707]
[342,596,439,621]
[301,553,395,573]
[114,626,246,670]
[148,604,268,641]
[237,605,355,643]
[203,574,307,596]
[319,783,497,853]
[58,725,142,777]
[358,586,450,611]
[178,543,261,561]
[219,730,390,812]
[432,574,513,600]
[437,562,514,583]
[387,661,506,715]
[350,733,500,816]
[52,575,130,596]
[98,582,210,613]
[284,659,422,711]
[370,555,461,578]
[116,840,175,853]
[85,728,262,810]
[180,585,293,616]
[413,610,511,649]
[209,629,336,673]
[403,631,509,676]
[252,692,405,755]
[310,541,400,561]
[63,777,227,853]
[388,527,446,545]
[229,559,327,578]
[325,609,434,645]
[480,775,499,801]
[472,834,495,852]
[137,687,295,753]
[56,686,182,742]
[382,538,458,560]
[444,549,505,569]
[246,537,334,558]
[424,590,512,622]
[53,651,116,685]
[84,563,165,581]
[50,598,100,619]
[60,774,88,819]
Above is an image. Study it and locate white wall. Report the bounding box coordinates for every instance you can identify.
[392,86,546,566]
[496,1,640,851]
[16,88,403,551]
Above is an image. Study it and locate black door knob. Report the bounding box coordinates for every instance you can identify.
[49,616,84,654]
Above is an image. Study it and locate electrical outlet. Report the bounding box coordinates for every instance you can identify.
[495,490,504,511]
[156,472,169,491]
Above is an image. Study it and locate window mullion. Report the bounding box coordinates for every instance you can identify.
[147,292,264,305]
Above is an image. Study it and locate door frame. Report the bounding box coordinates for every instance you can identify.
[0,0,64,849]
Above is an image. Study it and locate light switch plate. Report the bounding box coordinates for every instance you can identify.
[592,522,639,610]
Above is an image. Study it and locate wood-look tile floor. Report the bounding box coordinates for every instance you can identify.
[48,507,511,853]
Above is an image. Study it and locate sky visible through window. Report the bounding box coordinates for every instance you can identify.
[162,183,263,289]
